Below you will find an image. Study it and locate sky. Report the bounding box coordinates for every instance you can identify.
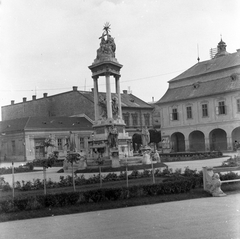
[0,0,240,120]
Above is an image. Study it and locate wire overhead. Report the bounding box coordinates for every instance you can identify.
[0,69,185,93]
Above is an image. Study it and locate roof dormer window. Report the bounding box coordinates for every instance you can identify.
[230,73,238,81]
[193,82,200,89]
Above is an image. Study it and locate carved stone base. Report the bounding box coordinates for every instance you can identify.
[202,167,226,197]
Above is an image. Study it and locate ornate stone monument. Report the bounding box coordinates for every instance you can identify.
[88,22,131,167]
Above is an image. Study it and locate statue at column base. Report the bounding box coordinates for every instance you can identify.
[108,124,118,149]
[142,150,151,165]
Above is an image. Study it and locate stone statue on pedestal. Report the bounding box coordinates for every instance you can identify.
[209,173,226,197]
[108,125,118,148]
[141,126,150,147]
[96,22,116,61]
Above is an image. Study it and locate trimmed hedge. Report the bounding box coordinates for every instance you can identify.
[0,179,193,213]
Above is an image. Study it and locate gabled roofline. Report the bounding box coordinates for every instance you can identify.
[156,88,240,105]
[69,113,94,124]
[168,64,240,83]
[2,89,95,107]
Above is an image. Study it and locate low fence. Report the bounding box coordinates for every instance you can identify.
[203,166,240,192]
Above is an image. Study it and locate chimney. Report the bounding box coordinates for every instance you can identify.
[32,95,36,100]
[11,100,14,105]
[123,90,128,94]
[43,93,48,98]
[152,97,154,102]
[72,86,78,91]
[23,97,27,103]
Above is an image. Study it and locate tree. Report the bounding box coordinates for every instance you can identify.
[66,152,81,191]
[35,137,57,195]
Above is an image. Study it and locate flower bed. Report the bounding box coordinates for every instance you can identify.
[160,151,223,162]
[0,167,202,192]
[0,178,194,213]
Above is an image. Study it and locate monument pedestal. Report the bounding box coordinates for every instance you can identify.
[110,148,120,168]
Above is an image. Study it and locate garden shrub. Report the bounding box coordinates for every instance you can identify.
[142,184,158,196]
[155,184,165,195]
[127,185,142,198]
[162,182,174,194]
[0,178,196,212]
[0,200,14,213]
[172,181,183,193]
[1,183,12,192]
[14,197,29,211]
[129,170,141,179]
[220,172,240,181]
[20,180,33,191]
[36,194,57,207]
[54,193,68,206]
[65,192,80,205]
[83,189,106,203]
[44,194,58,207]
[103,173,120,182]
[104,188,122,201]
[0,177,11,191]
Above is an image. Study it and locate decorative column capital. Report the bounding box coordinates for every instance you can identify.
[114,75,120,80]
[92,76,99,81]
[105,72,111,77]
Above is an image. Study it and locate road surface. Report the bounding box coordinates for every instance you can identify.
[0,192,239,239]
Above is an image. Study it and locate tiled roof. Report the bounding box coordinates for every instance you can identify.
[2,88,152,110]
[79,91,153,109]
[0,116,93,133]
[157,76,240,104]
[0,118,29,133]
[121,93,153,108]
[25,117,93,131]
[170,51,240,82]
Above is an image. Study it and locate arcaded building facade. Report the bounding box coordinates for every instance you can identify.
[156,39,240,152]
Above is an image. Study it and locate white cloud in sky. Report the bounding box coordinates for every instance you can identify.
[0,0,240,119]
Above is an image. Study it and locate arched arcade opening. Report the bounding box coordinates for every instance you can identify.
[189,131,205,152]
[171,132,185,152]
[232,126,240,149]
[209,128,227,151]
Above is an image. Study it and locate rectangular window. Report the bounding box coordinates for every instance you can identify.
[12,140,16,155]
[171,108,178,121]
[237,99,240,112]
[144,114,150,126]
[131,113,138,126]
[218,101,227,115]
[186,106,192,119]
[57,139,63,150]
[80,137,84,149]
[66,138,70,149]
[202,104,208,117]
[123,113,129,126]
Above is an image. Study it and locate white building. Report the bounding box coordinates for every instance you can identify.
[156,39,240,152]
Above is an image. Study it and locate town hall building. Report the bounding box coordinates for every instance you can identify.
[156,39,240,152]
